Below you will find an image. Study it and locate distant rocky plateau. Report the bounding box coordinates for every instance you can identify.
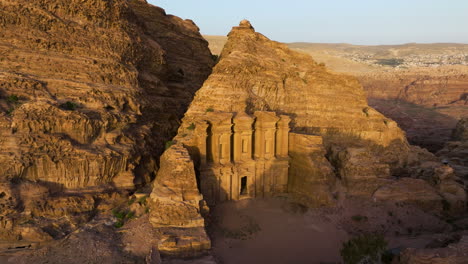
[0,1,467,264]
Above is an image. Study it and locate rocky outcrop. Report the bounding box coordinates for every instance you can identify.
[149,144,210,257]
[0,0,213,190]
[452,117,468,141]
[178,20,410,200]
[399,235,468,264]
[438,118,468,180]
[373,178,444,212]
[288,133,336,206]
[0,0,212,251]
[360,68,468,152]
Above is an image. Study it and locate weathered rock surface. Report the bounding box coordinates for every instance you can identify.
[180,20,409,199]
[452,117,468,141]
[0,0,213,252]
[149,144,210,257]
[373,178,444,212]
[399,235,468,264]
[0,0,213,190]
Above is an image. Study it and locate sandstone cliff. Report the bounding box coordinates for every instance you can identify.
[0,0,212,189]
[0,0,212,250]
[179,20,410,198]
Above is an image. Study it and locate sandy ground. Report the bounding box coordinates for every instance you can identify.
[209,197,452,264]
[210,198,347,264]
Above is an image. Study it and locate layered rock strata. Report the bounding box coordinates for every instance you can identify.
[0,0,213,190]
[0,0,212,250]
[166,20,415,211]
[149,144,210,257]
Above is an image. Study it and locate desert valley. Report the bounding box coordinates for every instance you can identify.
[0,0,467,263]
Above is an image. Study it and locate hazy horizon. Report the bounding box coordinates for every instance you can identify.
[149,0,468,45]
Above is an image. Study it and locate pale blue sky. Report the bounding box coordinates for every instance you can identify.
[148,0,468,45]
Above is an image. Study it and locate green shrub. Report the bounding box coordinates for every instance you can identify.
[165,140,174,150]
[60,101,77,111]
[138,196,147,205]
[340,234,388,264]
[211,54,219,62]
[362,107,370,117]
[206,107,214,112]
[351,215,368,222]
[114,221,124,228]
[7,94,19,103]
[187,123,195,130]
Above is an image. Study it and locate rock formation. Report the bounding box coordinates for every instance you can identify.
[438,118,468,181]
[0,0,213,190]
[148,144,210,257]
[167,20,446,209]
[400,235,468,264]
[0,0,212,251]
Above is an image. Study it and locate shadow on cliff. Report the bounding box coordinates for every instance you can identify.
[368,98,460,152]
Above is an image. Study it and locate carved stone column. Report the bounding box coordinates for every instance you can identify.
[195,121,209,166]
[209,113,233,165]
[276,115,291,158]
[233,112,254,162]
[254,111,280,160]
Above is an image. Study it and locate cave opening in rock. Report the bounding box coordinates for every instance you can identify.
[240,176,248,196]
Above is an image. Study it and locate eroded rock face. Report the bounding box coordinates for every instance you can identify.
[177,20,410,200]
[360,69,468,152]
[452,118,468,141]
[400,235,468,264]
[0,0,213,190]
[0,0,213,252]
[148,144,210,257]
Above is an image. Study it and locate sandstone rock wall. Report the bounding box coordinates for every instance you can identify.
[0,0,213,189]
[148,144,210,257]
[288,133,336,207]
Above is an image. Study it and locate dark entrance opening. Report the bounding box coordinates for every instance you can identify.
[240,176,248,195]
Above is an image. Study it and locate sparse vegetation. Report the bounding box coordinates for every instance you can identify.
[206,107,214,112]
[376,58,404,67]
[362,107,370,117]
[7,94,19,103]
[165,140,174,150]
[138,196,147,206]
[351,215,368,222]
[340,234,388,264]
[112,209,135,228]
[60,101,78,111]
[187,123,196,130]
[211,54,219,62]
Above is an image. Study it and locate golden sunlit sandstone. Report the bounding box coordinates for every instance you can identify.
[172,20,412,205]
[0,0,213,252]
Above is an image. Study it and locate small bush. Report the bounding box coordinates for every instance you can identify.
[211,54,219,62]
[206,107,214,112]
[340,234,388,264]
[60,101,77,111]
[128,197,136,206]
[138,196,147,205]
[7,94,19,103]
[187,123,195,130]
[114,221,124,228]
[165,140,174,150]
[362,107,370,117]
[351,215,368,222]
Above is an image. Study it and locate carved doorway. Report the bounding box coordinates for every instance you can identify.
[240,176,248,196]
